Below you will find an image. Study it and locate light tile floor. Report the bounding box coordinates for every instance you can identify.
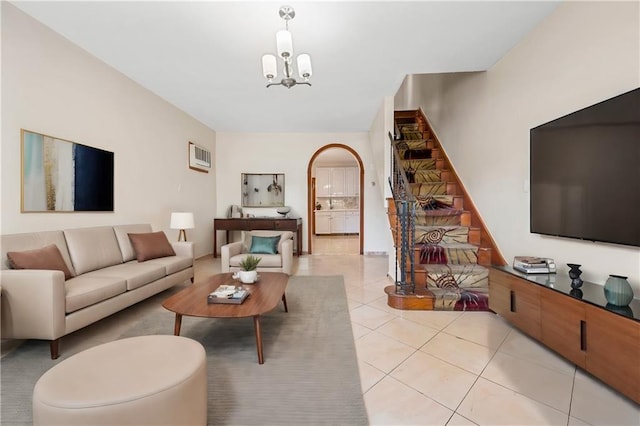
[3,247,639,425]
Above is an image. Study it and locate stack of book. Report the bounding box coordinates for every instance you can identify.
[207,285,249,304]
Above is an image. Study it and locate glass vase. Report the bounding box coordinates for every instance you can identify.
[603,275,634,307]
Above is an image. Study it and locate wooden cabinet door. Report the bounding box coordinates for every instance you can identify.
[316,168,331,197]
[510,279,541,340]
[585,304,640,404]
[489,269,541,339]
[541,291,586,367]
[489,269,512,319]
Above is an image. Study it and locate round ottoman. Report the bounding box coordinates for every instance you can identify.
[33,335,207,425]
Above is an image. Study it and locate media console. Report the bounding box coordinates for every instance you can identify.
[489,266,639,404]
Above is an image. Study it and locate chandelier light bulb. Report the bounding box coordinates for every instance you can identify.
[297,54,312,79]
[276,30,293,59]
[262,54,277,80]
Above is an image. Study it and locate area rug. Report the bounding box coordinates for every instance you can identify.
[1,275,368,425]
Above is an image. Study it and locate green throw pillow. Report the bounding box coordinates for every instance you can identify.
[249,235,281,254]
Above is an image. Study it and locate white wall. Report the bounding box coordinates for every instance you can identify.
[1,3,216,257]
[403,1,640,291]
[368,97,397,276]
[215,132,389,255]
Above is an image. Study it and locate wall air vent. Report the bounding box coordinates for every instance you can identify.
[188,141,211,173]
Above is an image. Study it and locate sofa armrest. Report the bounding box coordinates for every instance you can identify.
[280,239,293,275]
[221,241,243,273]
[171,241,194,263]
[0,270,66,340]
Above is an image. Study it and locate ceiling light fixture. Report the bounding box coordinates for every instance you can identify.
[261,6,312,89]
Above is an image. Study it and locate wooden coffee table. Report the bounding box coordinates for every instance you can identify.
[162,272,289,364]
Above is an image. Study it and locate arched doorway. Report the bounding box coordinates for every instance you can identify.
[307,144,364,255]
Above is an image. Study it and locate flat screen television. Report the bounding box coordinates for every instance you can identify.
[530,87,640,247]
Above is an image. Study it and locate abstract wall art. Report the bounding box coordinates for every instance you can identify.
[21,129,114,212]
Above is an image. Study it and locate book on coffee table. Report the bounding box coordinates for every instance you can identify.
[207,285,249,304]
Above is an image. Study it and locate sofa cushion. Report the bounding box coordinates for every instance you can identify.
[90,262,167,291]
[242,231,293,254]
[147,256,193,275]
[230,253,282,268]
[249,235,280,255]
[113,224,153,262]
[1,230,76,276]
[64,227,123,275]
[64,275,127,313]
[6,244,73,280]
[128,232,176,262]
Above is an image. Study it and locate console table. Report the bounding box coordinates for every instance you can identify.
[490,266,639,404]
[213,218,302,258]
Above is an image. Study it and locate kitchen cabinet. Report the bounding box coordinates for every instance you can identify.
[345,211,360,234]
[315,211,356,234]
[489,266,640,404]
[331,212,346,233]
[330,168,345,196]
[316,167,358,197]
[315,212,331,234]
[345,167,359,196]
[316,168,331,197]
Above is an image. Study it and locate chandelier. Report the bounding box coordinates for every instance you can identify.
[261,6,312,89]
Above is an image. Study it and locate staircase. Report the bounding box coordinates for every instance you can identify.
[386,109,506,311]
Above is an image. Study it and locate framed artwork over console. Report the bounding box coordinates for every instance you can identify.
[241,173,285,207]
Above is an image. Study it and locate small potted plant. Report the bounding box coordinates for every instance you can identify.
[238,255,261,284]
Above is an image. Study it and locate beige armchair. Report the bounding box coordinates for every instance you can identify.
[221,230,293,275]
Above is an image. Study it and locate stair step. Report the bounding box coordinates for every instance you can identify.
[415,226,470,244]
[409,182,447,196]
[416,242,479,264]
[420,264,489,311]
[395,139,429,151]
[402,158,437,171]
[416,209,460,226]
[423,264,489,288]
[409,170,442,183]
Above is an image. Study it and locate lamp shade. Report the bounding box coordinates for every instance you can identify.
[170,212,194,230]
[276,30,293,58]
[297,54,312,78]
[262,54,277,79]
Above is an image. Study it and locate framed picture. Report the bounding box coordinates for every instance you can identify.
[21,129,114,212]
[188,141,211,173]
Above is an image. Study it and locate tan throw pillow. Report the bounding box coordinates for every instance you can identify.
[128,231,176,262]
[7,244,73,280]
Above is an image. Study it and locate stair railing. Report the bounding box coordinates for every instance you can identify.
[388,131,416,295]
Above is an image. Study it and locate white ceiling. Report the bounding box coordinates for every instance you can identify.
[12,1,559,133]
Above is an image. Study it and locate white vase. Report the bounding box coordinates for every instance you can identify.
[238,270,258,284]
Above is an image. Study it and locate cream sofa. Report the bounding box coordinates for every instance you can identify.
[0,224,194,359]
[221,230,293,275]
